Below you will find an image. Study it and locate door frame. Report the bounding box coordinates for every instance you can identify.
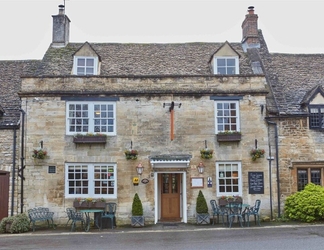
[154,170,187,224]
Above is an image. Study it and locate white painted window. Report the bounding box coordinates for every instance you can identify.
[214,100,240,134]
[73,57,98,75]
[216,162,242,196]
[65,163,117,199]
[66,102,116,135]
[214,57,239,75]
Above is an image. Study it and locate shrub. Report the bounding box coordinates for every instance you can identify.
[284,183,324,222]
[132,193,143,216]
[0,213,30,233]
[196,190,208,214]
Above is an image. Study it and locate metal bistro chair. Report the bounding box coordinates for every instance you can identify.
[210,200,228,226]
[227,202,243,228]
[243,199,261,227]
[99,202,117,229]
[66,207,85,231]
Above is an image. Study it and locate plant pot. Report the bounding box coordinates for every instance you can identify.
[217,134,241,142]
[196,213,210,224]
[73,136,107,144]
[218,199,228,206]
[131,216,145,227]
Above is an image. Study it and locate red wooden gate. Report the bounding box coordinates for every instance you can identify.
[0,171,10,220]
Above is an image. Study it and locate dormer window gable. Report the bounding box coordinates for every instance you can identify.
[72,42,100,75]
[211,41,240,75]
[302,85,324,129]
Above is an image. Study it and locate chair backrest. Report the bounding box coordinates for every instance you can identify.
[228,202,242,215]
[210,200,217,213]
[251,199,261,213]
[66,208,75,220]
[105,202,117,214]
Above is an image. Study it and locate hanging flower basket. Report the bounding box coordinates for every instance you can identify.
[200,149,213,159]
[125,150,138,160]
[250,149,265,161]
[32,149,47,159]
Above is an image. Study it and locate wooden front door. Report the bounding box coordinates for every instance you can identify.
[0,171,10,220]
[160,173,181,221]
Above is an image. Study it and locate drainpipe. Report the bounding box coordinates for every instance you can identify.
[19,109,25,214]
[11,127,17,216]
[267,120,280,218]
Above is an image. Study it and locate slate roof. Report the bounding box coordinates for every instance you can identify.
[261,52,324,115]
[0,60,39,128]
[32,42,256,76]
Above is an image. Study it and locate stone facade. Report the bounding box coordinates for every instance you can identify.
[19,75,269,225]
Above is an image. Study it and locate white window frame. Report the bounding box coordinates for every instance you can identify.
[66,101,116,136]
[213,56,239,75]
[214,100,240,134]
[216,161,242,197]
[73,56,98,75]
[65,163,117,199]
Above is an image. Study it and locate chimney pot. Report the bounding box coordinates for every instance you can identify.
[248,6,254,14]
[58,4,65,15]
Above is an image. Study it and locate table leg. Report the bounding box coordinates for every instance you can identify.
[84,212,91,232]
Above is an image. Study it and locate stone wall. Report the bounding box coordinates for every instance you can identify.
[20,75,270,225]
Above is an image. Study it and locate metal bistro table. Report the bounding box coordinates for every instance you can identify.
[225,203,250,227]
[78,209,104,232]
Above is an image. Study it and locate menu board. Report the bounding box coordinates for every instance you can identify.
[248,172,264,194]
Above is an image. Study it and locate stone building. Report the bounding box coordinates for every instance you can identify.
[3,5,323,225]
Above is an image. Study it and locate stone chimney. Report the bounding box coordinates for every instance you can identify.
[241,6,260,51]
[52,5,70,47]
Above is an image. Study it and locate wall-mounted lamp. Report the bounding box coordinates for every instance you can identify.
[197,162,205,174]
[136,163,144,175]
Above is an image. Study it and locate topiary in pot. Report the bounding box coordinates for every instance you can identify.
[196,190,210,224]
[131,193,144,227]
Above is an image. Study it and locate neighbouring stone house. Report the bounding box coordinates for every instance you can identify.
[2,5,324,225]
[0,60,39,220]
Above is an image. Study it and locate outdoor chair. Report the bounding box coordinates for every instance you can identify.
[242,199,261,227]
[227,202,243,228]
[100,202,117,229]
[210,199,228,226]
[66,207,85,231]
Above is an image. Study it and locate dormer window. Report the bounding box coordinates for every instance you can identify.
[73,57,98,75]
[214,57,239,75]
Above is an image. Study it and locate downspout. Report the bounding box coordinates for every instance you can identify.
[19,109,25,214]
[11,127,17,216]
[267,123,273,220]
[267,120,280,217]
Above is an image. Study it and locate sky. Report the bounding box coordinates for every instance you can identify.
[1,0,324,60]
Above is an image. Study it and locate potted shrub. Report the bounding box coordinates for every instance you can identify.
[216,131,241,142]
[196,190,210,224]
[131,193,144,227]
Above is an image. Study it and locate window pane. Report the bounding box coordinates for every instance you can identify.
[311,169,321,185]
[297,169,308,191]
[77,58,85,66]
[217,58,226,66]
[227,59,235,66]
[217,163,240,195]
